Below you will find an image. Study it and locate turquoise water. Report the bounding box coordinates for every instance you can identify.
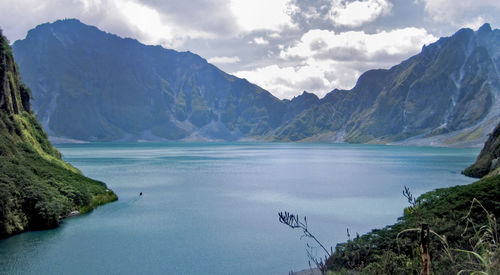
[0,143,479,274]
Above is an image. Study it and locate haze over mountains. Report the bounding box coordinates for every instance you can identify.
[12,19,500,146]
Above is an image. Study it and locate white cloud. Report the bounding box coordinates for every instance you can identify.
[281,28,436,60]
[268,33,282,39]
[236,27,437,99]
[207,56,241,64]
[463,16,487,30]
[109,0,218,48]
[235,64,328,99]
[251,37,269,45]
[422,0,500,27]
[228,0,296,32]
[329,0,392,27]
[0,0,221,48]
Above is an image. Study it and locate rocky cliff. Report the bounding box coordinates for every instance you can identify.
[0,30,116,238]
[463,121,500,177]
[13,19,285,142]
[12,20,500,146]
[271,24,500,146]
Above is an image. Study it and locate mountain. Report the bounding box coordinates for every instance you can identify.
[11,20,500,146]
[0,30,116,238]
[12,19,285,142]
[271,23,500,146]
[463,121,500,177]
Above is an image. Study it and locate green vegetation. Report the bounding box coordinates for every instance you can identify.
[0,29,116,238]
[463,122,500,178]
[325,173,500,274]
[281,176,500,274]
[280,122,500,274]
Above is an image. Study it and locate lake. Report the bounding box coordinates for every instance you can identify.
[0,143,479,274]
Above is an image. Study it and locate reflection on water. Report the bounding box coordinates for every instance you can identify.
[0,143,479,274]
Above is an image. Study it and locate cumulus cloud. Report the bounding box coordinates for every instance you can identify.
[422,0,500,27]
[0,0,296,47]
[329,0,392,27]
[207,56,241,64]
[281,28,436,60]
[0,0,227,48]
[234,64,332,99]
[228,0,296,32]
[236,27,437,99]
[1,0,498,100]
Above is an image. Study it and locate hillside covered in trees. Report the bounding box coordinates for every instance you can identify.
[324,124,500,274]
[0,29,117,238]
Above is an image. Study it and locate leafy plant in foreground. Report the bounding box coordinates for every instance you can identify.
[278,211,332,275]
[455,198,499,274]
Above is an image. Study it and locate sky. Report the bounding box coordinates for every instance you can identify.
[1,0,499,99]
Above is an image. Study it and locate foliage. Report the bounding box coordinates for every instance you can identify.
[0,31,116,238]
[455,199,499,274]
[279,211,332,274]
[326,176,500,274]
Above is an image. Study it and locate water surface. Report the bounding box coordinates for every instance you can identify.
[0,143,479,274]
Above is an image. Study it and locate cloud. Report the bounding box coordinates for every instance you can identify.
[422,0,500,27]
[235,27,437,99]
[228,0,296,32]
[329,0,392,27]
[207,56,241,64]
[234,64,332,99]
[250,37,269,45]
[0,0,299,48]
[0,0,227,48]
[286,0,333,27]
[1,0,498,101]
[281,27,436,60]
[136,0,238,37]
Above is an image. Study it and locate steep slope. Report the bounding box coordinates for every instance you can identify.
[271,24,500,146]
[0,30,116,238]
[12,19,285,142]
[12,20,500,146]
[326,175,500,274]
[463,121,500,177]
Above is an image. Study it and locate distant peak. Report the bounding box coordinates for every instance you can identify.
[291,91,319,102]
[298,91,317,98]
[55,18,82,24]
[478,23,492,33]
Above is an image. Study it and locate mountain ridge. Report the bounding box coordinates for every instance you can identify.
[13,19,286,142]
[12,19,500,146]
[271,23,500,146]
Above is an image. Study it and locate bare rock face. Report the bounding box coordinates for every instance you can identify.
[12,19,285,142]
[0,33,30,115]
[12,20,500,146]
[272,23,500,146]
[463,122,500,178]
